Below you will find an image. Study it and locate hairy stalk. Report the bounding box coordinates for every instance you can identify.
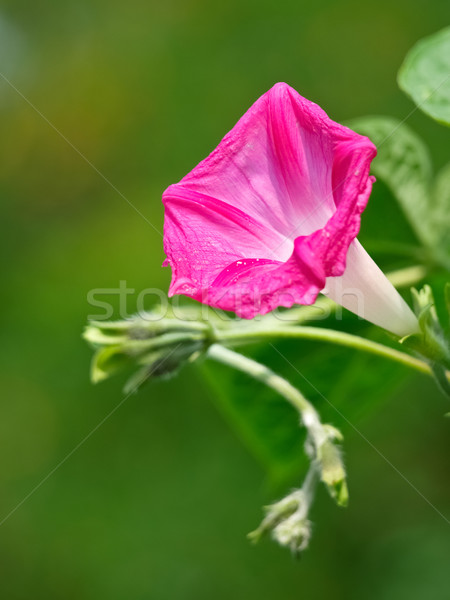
[207,344,321,417]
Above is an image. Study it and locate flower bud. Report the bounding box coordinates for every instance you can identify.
[273,511,312,555]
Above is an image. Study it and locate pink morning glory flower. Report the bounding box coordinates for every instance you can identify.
[162,83,418,337]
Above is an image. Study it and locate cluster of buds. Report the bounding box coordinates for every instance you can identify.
[83,306,215,393]
[247,419,347,555]
[248,463,318,555]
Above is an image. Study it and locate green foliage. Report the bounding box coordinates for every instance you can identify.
[398,26,450,126]
[348,116,450,269]
[200,357,306,484]
[401,284,450,396]
[445,283,450,326]
[432,162,450,265]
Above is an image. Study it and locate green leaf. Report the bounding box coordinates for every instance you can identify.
[200,356,306,484]
[430,363,450,398]
[431,163,450,267]
[348,116,450,268]
[445,283,450,326]
[348,116,433,248]
[398,26,450,126]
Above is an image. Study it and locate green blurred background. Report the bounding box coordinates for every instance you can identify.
[1,1,449,598]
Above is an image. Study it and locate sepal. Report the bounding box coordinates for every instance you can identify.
[400,284,450,396]
[83,312,210,392]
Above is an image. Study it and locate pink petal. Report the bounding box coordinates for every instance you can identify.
[162,188,285,298]
[162,83,383,319]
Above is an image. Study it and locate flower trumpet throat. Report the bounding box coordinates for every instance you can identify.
[162,82,418,337]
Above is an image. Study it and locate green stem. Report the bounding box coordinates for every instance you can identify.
[207,344,327,444]
[217,325,448,380]
[301,460,321,509]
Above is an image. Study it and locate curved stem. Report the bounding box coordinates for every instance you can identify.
[207,343,318,418]
[206,344,326,442]
[217,325,448,380]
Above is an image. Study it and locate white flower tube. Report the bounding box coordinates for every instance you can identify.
[324,240,420,337]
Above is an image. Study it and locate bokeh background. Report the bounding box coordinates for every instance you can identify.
[1,1,449,598]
